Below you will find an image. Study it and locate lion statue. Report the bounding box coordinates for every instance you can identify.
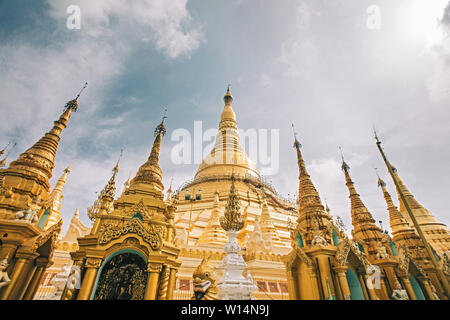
[191,258,218,300]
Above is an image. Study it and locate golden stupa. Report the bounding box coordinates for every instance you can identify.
[171,87,296,299]
[0,85,449,301]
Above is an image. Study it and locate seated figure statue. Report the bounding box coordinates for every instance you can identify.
[375,241,389,260]
[0,255,11,289]
[15,208,38,223]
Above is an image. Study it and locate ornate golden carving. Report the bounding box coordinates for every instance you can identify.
[220,174,244,232]
[31,219,63,251]
[397,244,426,277]
[85,258,103,269]
[99,218,161,250]
[335,238,369,268]
[148,262,162,273]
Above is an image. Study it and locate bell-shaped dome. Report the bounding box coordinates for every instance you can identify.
[195,88,260,180]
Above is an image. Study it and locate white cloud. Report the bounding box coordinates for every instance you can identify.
[46,0,203,59]
[0,0,203,233]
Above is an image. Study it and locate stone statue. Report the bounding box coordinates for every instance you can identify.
[0,254,11,289]
[391,281,409,300]
[311,233,328,247]
[375,241,389,260]
[311,219,328,247]
[192,258,218,300]
[15,208,39,224]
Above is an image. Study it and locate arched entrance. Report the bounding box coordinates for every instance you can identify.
[345,268,365,300]
[93,250,148,300]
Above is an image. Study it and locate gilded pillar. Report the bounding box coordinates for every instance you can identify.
[158,265,170,300]
[0,250,39,300]
[358,274,370,300]
[0,257,28,300]
[286,270,299,300]
[16,259,38,300]
[335,268,351,300]
[400,277,417,300]
[316,256,336,299]
[77,258,102,300]
[167,267,177,300]
[308,267,321,300]
[419,278,435,300]
[378,276,389,300]
[23,257,48,300]
[145,263,162,300]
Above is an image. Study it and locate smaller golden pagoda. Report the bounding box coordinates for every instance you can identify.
[196,191,228,247]
[62,116,181,300]
[0,84,86,300]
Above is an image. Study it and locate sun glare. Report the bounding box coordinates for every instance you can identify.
[409,0,449,47]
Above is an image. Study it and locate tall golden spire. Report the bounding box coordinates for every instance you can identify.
[45,165,71,229]
[220,173,245,231]
[374,130,450,296]
[8,83,87,185]
[196,86,259,179]
[131,112,167,191]
[376,173,410,235]
[340,149,383,250]
[377,173,431,266]
[374,131,450,256]
[88,156,120,224]
[292,125,332,240]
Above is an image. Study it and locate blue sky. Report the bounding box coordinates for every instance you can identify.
[1,0,450,234]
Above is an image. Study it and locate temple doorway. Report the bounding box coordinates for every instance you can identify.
[93,252,147,300]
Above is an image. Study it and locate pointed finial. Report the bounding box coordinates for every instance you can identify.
[373,125,381,144]
[167,177,174,193]
[224,84,233,105]
[113,149,123,173]
[340,147,350,171]
[64,82,88,112]
[292,123,302,149]
[324,198,330,213]
[375,167,386,187]
[154,108,167,136]
[75,82,88,100]
[124,171,131,189]
[64,165,71,174]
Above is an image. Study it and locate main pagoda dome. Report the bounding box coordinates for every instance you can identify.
[195,87,260,180]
